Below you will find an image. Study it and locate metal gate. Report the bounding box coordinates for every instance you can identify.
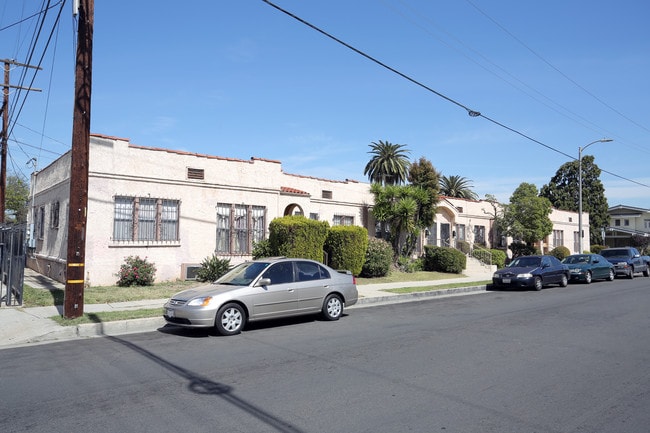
[0,225,26,306]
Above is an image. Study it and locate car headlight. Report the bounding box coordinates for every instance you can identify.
[517,273,533,278]
[187,296,213,307]
[493,273,499,278]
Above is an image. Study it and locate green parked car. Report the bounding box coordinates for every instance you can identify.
[562,254,615,284]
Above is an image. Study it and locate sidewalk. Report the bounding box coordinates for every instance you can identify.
[0,268,492,350]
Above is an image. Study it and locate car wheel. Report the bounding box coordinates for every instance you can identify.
[533,276,543,291]
[322,294,343,321]
[584,271,592,284]
[215,303,246,336]
[607,269,615,281]
[560,274,568,287]
[628,267,635,279]
[643,268,650,277]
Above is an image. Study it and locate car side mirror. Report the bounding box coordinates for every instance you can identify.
[542,263,550,269]
[593,258,599,263]
[256,278,271,287]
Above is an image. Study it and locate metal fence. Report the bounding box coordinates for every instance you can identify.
[0,224,26,306]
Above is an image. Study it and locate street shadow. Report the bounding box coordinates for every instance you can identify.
[94,326,305,433]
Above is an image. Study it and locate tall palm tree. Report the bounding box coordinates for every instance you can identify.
[439,175,479,200]
[363,140,411,186]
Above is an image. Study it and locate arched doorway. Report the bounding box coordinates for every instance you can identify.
[283,203,304,216]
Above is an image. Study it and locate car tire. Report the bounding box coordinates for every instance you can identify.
[560,274,568,287]
[322,294,343,321]
[607,269,615,281]
[215,303,246,336]
[584,271,592,284]
[643,268,650,277]
[628,267,635,279]
[533,276,543,291]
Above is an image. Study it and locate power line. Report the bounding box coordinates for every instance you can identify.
[262,0,648,191]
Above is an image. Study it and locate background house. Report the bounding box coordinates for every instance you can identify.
[605,205,650,247]
[27,133,587,286]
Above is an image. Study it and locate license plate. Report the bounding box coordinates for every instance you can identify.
[166,308,175,318]
[502,278,511,284]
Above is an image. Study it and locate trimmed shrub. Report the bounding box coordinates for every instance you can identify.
[325,225,368,276]
[269,215,329,261]
[361,237,393,278]
[490,249,507,269]
[423,246,466,274]
[116,255,156,286]
[591,244,606,254]
[195,254,231,282]
[549,245,571,260]
[457,240,470,255]
[252,239,273,259]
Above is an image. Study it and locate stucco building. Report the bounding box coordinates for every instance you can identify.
[26,133,587,286]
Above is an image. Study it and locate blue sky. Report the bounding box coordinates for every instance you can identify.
[2,0,649,208]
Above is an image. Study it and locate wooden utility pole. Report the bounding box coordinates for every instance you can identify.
[1,60,40,222]
[64,0,94,318]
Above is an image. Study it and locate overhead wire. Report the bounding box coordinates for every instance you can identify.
[261,0,649,190]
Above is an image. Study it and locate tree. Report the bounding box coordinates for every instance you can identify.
[5,175,30,223]
[483,193,505,248]
[363,140,410,186]
[540,155,609,245]
[502,182,553,249]
[370,184,431,257]
[439,174,479,200]
[407,156,440,228]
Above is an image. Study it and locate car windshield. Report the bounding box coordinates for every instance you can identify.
[215,261,271,286]
[600,250,626,258]
[563,255,590,264]
[508,257,541,268]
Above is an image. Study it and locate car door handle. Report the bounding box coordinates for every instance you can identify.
[287,289,295,293]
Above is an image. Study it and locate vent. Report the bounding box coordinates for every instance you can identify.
[322,190,332,199]
[181,263,201,280]
[187,168,205,180]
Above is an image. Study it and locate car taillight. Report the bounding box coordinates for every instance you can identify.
[352,276,357,285]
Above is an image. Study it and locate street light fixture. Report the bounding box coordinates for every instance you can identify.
[578,138,613,253]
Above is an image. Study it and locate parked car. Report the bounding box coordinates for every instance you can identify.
[600,247,650,279]
[492,255,569,291]
[561,254,615,284]
[163,257,358,336]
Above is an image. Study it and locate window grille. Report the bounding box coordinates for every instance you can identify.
[333,215,354,226]
[113,196,179,242]
[138,198,157,241]
[216,203,266,254]
[50,201,60,229]
[161,200,179,240]
[113,197,134,240]
[216,203,231,253]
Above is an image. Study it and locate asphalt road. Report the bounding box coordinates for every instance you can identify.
[1,278,649,433]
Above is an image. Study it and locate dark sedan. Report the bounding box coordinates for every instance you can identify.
[562,254,615,284]
[492,255,569,291]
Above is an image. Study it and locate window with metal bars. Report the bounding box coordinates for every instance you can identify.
[216,203,266,254]
[113,196,180,242]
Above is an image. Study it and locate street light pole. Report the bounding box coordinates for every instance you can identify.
[578,138,612,253]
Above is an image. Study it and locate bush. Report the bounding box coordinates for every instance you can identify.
[252,239,273,259]
[269,215,329,261]
[456,240,470,255]
[360,237,394,278]
[325,225,368,276]
[490,249,507,269]
[591,244,606,254]
[195,254,231,282]
[116,256,156,287]
[509,242,539,258]
[549,245,571,260]
[397,256,424,273]
[423,246,466,274]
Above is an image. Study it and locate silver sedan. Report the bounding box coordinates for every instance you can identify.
[163,257,358,335]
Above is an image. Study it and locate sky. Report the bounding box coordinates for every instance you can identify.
[1,0,649,209]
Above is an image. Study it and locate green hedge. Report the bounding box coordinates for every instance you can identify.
[549,245,571,260]
[269,216,329,261]
[423,246,466,274]
[361,237,394,278]
[490,249,507,269]
[325,225,368,276]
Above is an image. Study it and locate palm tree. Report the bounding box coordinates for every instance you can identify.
[363,140,411,186]
[439,175,479,200]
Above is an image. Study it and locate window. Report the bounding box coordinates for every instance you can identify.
[473,225,486,245]
[261,262,294,285]
[614,219,621,226]
[624,219,630,226]
[50,201,60,229]
[333,214,354,226]
[37,206,45,239]
[113,196,180,242]
[309,213,319,220]
[456,224,466,241]
[553,230,564,248]
[216,203,266,254]
[645,219,650,230]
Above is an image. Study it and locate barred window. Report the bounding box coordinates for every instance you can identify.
[50,201,60,229]
[216,203,266,254]
[473,225,486,245]
[37,206,45,239]
[333,214,354,226]
[553,230,564,248]
[113,196,180,242]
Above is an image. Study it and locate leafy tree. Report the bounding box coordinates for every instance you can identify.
[540,156,609,245]
[439,174,479,200]
[483,193,505,248]
[5,175,30,223]
[407,156,440,227]
[363,140,411,186]
[502,182,553,248]
[370,183,431,257]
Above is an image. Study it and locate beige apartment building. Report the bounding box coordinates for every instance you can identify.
[26,133,587,285]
